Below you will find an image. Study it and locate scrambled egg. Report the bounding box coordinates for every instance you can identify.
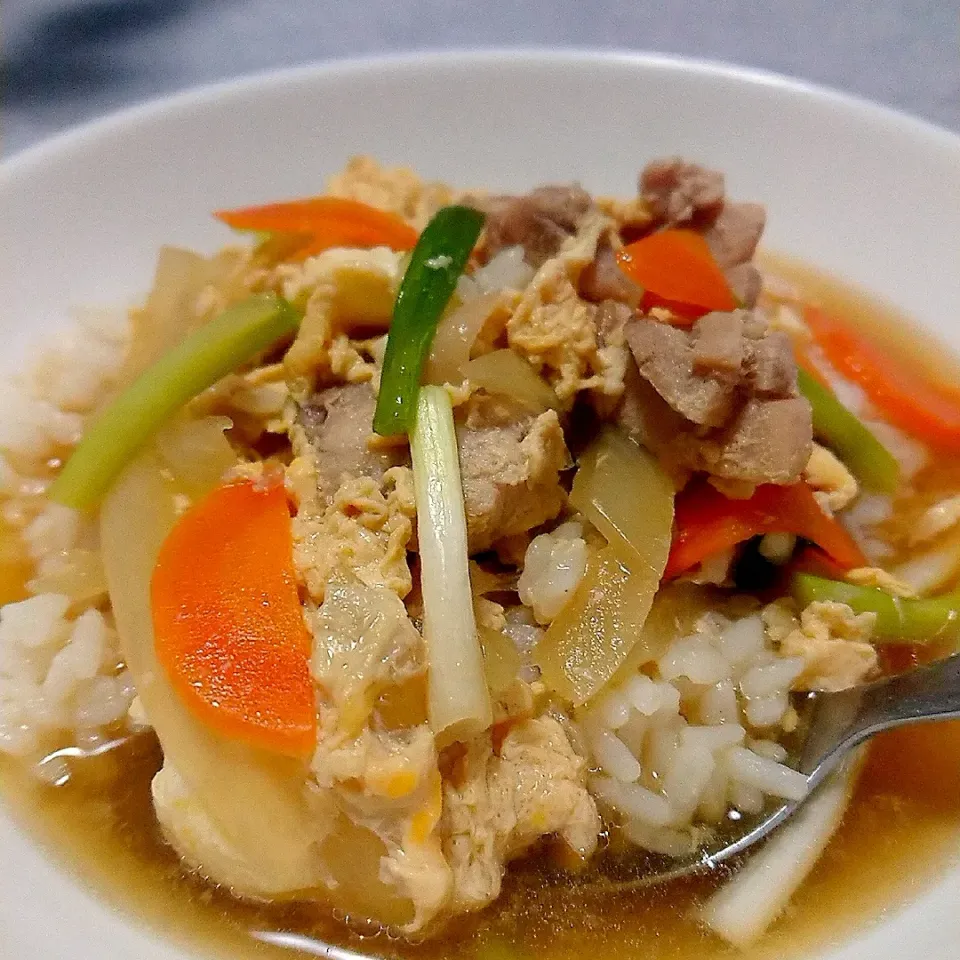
[325,155,458,230]
[846,566,917,598]
[290,464,417,603]
[507,212,626,403]
[441,716,600,913]
[276,246,401,390]
[804,443,859,513]
[763,599,878,692]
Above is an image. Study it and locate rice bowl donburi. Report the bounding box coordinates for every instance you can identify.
[2,154,960,957]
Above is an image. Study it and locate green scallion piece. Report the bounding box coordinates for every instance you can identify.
[373,205,485,436]
[797,368,899,494]
[49,293,300,510]
[792,572,960,644]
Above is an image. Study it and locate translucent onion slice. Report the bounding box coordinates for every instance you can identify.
[424,291,502,386]
[700,758,861,948]
[570,427,675,577]
[535,429,675,704]
[463,350,560,413]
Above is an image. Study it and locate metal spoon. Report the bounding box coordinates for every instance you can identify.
[586,652,960,890]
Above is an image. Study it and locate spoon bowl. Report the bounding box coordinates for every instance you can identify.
[582,653,960,891]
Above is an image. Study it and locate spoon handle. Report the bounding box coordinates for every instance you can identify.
[800,653,960,788]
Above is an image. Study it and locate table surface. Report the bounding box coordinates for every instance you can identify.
[3,0,959,156]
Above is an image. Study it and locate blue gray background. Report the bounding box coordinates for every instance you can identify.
[3,0,959,156]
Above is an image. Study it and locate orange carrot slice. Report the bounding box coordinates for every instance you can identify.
[665,479,866,580]
[151,478,316,758]
[616,228,737,322]
[805,306,960,451]
[215,196,419,261]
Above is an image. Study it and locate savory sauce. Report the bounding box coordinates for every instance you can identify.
[4,720,960,960]
[3,261,960,960]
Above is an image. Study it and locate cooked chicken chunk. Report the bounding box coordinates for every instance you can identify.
[457,397,570,553]
[621,310,812,485]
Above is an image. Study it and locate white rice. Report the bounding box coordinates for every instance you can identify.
[0,307,135,767]
[565,607,813,857]
[457,245,535,301]
[517,522,588,624]
[0,596,132,758]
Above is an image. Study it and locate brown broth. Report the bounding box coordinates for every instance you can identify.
[4,258,960,960]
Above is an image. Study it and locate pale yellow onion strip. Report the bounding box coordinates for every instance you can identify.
[464,350,560,413]
[570,427,675,579]
[700,756,861,948]
[101,453,326,892]
[411,386,492,744]
[423,291,501,385]
[891,532,960,595]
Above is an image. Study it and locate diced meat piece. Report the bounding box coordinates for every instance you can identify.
[457,397,570,553]
[525,185,594,232]
[725,263,763,309]
[692,311,746,377]
[713,398,812,484]
[595,299,635,345]
[748,330,798,397]
[579,235,643,306]
[703,202,766,268]
[618,310,812,486]
[640,158,725,224]
[625,319,739,427]
[440,716,600,913]
[481,185,593,268]
[294,383,408,499]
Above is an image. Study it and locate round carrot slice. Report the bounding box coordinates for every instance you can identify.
[151,478,316,758]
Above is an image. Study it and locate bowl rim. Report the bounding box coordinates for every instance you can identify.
[4,45,960,960]
[4,47,960,179]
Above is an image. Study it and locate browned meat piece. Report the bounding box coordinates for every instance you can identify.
[294,383,408,499]
[481,185,593,268]
[748,330,798,397]
[713,398,812,484]
[725,263,763,309]
[457,396,569,553]
[636,159,766,307]
[640,158,725,224]
[704,202,766,269]
[692,311,746,376]
[625,319,739,427]
[578,234,643,306]
[619,310,812,485]
[595,299,635,344]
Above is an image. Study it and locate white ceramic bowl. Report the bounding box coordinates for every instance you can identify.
[2,50,960,960]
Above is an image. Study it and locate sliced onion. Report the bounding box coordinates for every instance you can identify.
[892,532,960,595]
[569,427,675,576]
[700,757,861,948]
[463,350,560,412]
[154,415,235,499]
[424,291,503,386]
